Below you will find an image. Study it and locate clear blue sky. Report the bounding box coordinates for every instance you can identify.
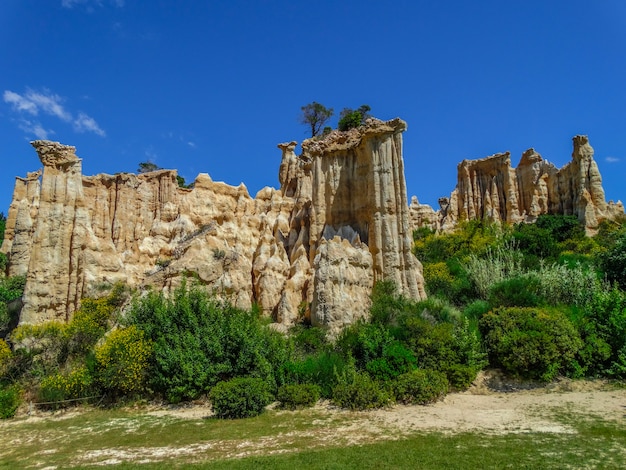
[2,0,626,214]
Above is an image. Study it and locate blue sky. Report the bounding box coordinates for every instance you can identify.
[2,0,626,214]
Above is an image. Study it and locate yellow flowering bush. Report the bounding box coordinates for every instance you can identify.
[39,365,94,405]
[0,339,11,376]
[95,326,152,395]
[65,297,115,354]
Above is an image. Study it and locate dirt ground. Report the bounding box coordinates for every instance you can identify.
[2,372,625,467]
[144,371,626,436]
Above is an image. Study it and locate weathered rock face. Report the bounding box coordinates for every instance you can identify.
[410,136,624,235]
[2,119,425,334]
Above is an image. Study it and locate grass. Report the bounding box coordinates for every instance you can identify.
[0,401,624,469]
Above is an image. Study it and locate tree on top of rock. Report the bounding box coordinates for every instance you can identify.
[337,105,371,131]
[300,102,334,138]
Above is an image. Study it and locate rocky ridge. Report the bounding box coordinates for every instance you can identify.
[409,135,624,234]
[1,118,425,333]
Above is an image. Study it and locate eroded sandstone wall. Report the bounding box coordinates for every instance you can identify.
[2,119,425,334]
[410,135,623,235]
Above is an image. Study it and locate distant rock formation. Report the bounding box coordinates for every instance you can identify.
[409,135,624,235]
[2,118,425,333]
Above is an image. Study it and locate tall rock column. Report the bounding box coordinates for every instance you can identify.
[20,141,90,323]
[1,170,41,277]
[303,118,426,333]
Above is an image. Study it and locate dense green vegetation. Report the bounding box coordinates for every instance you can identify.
[0,214,625,420]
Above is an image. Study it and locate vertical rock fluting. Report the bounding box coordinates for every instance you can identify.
[303,118,425,332]
[1,170,41,277]
[20,141,90,323]
[3,118,425,331]
[417,135,624,234]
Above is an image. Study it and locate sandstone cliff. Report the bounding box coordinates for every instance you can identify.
[409,136,624,235]
[2,119,425,332]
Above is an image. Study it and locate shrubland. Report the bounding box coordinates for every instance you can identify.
[0,214,625,419]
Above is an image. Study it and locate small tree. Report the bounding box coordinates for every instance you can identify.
[300,102,334,137]
[137,162,161,174]
[337,105,371,131]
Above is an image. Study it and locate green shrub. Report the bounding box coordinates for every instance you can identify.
[336,322,394,370]
[290,325,328,356]
[463,300,491,322]
[210,377,272,419]
[337,105,371,131]
[599,233,626,289]
[414,297,461,324]
[581,286,626,377]
[128,285,288,402]
[0,276,26,303]
[479,307,583,381]
[0,385,20,419]
[277,383,320,410]
[95,326,152,396]
[332,371,390,410]
[282,351,348,398]
[464,240,524,299]
[488,274,542,307]
[392,369,448,405]
[365,341,417,381]
[369,280,413,326]
[444,364,478,391]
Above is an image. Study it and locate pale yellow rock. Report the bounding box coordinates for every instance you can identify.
[410,135,624,235]
[4,119,425,328]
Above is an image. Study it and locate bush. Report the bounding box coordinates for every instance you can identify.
[0,385,20,419]
[369,280,412,326]
[479,307,583,381]
[95,326,152,396]
[488,274,542,307]
[210,377,272,419]
[463,300,491,322]
[464,240,524,299]
[392,369,448,405]
[332,371,390,410]
[336,322,394,370]
[65,298,115,356]
[600,233,626,289]
[277,383,320,410]
[38,365,95,406]
[0,276,26,303]
[0,339,11,377]
[282,351,349,398]
[337,105,371,131]
[581,287,626,377]
[128,285,288,403]
[365,341,417,381]
[290,325,328,356]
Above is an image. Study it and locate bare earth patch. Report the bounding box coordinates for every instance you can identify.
[2,372,625,467]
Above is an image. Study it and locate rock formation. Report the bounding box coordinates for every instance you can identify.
[2,119,425,333]
[410,135,624,235]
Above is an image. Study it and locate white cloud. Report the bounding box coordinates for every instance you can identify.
[74,112,105,136]
[4,89,71,121]
[3,90,38,114]
[187,141,196,148]
[61,0,124,9]
[605,156,620,163]
[18,119,54,140]
[3,88,105,138]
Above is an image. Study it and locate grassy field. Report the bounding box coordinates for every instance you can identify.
[1,392,625,469]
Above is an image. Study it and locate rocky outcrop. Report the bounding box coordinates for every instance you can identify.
[410,136,623,235]
[2,118,425,334]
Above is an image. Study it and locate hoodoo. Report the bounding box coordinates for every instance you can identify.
[409,135,624,235]
[1,118,425,334]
